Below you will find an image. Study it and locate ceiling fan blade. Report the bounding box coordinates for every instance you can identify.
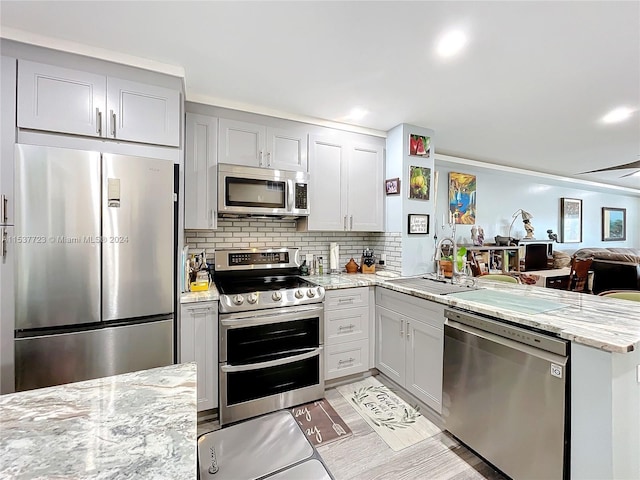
[619,169,640,178]
[580,159,640,174]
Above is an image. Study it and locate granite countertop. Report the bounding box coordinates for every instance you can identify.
[305,271,399,289]
[180,284,219,303]
[0,363,197,479]
[377,276,640,354]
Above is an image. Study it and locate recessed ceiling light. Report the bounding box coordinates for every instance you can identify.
[602,107,634,124]
[346,107,368,121]
[437,30,467,57]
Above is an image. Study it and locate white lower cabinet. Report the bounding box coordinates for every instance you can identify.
[375,288,444,413]
[324,288,371,380]
[180,301,218,411]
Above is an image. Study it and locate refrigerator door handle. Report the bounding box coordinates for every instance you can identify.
[1,227,6,259]
[0,194,6,224]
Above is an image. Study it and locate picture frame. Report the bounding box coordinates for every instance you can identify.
[409,134,431,157]
[560,197,582,243]
[602,207,626,241]
[385,177,400,195]
[408,214,429,234]
[408,166,430,200]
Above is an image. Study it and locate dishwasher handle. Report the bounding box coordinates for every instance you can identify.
[445,319,568,366]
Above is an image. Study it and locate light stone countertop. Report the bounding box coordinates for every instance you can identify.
[180,284,219,303]
[178,270,640,353]
[0,363,197,479]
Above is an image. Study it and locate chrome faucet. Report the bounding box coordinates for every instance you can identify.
[435,236,464,283]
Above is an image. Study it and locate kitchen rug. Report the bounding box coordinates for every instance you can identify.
[336,376,441,452]
[291,399,352,447]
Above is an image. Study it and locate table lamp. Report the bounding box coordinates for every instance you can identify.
[508,209,534,240]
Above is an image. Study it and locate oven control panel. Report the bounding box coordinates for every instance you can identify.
[215,248,300,271]
[219,286,325,314]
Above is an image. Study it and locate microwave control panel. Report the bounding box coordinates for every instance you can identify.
[295,183,308,210]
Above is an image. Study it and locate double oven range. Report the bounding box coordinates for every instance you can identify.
[215,248,325,425]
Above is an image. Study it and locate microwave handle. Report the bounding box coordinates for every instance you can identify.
[287,179,294,211]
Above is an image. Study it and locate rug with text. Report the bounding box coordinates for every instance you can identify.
[290,399,352,447]
[336,376,441,451]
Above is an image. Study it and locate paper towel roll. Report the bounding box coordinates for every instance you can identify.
[329,243,339,271]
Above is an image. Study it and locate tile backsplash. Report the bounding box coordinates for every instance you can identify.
[185,219,402,273]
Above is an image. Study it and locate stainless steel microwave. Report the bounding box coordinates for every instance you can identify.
[218,163,309,217]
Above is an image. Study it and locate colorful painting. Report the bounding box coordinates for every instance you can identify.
[409,134,431,157]
[409,166,430,200]
[448,172,476,224]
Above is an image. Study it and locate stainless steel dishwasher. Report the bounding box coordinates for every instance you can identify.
[443,308,569,480]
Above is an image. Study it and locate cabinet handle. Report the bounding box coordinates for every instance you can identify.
[0,194,7,224]
[209,209,213,228]
[259,150,263,167]
[338,357,355,365]
[406,322,410,340]
[187,307,214,314]
[96,108,102,135]
[400,319,404,337]
[338,324,355,331]
[337,297,354,303]
[1,227,7,259]
[110,110,116,137]
[266,152,271,167]
[344,216,347,230]
[350,215,353,230]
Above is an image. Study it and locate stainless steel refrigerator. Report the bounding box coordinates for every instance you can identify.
[14,144,174,391]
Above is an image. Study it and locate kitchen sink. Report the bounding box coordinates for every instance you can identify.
[383,276,481,295]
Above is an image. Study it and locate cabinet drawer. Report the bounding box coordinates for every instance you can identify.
[325,287,369,311]
[325,306,368,344]
[325,339,369,380]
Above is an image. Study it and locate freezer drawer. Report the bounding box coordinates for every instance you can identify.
[15,317,173,391]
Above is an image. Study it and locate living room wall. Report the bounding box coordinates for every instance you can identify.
[433,155,640,251]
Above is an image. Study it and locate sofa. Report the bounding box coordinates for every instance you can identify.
[573,247,640,294]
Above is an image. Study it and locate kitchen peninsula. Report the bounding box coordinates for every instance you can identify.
[0,363,197,479]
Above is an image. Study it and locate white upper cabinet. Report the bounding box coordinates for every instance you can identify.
[106,77,180,146]
[219,118,307,172]
[185,113,218,229]
[17,60,106,138]
[17,60,180,147]
[307,133,384,232]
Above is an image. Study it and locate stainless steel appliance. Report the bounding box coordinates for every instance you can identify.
[443,308,569,480]
[218,163,309,218]
[215,248,324,425]
[14,144,174,391]
[198,410,333,479]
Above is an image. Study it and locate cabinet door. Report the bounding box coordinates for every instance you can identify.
[1,56,16,226]
[17,60,106,138]
[107,77,180,147]
[307,135,346,231]
[347,142,384,231]
[405,319,443,413]
[375,306,405,385]
[218,118,265,166]
[180,302,218,411]
[185,113,218,229]
[267,126,308,172]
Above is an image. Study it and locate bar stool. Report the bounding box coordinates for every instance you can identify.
[479,274,519,283]
[598,290,640,302]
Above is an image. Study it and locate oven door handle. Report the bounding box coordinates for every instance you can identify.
[220,307,322,327]
[220,347,322,373]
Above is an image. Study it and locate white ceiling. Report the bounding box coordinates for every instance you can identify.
[1,1,639,190]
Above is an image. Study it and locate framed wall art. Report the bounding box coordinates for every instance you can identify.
[408,214,429,234]
[409,166,430,200]
[409,134,431,157]
[602,207,626,241]
[560,197,582,243]
[448,172,476,224]
[385,177,400,195]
